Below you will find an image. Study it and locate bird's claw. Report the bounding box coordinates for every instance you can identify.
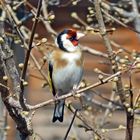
[72,85,79,98]
[54,94,59,102]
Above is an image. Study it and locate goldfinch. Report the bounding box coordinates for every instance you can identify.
[47,29,85,122]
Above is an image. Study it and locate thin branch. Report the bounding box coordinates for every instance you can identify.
[42,0,57,36]
[67,104,106,140]
[134,91,140,109]
[125,73,134,140]
[0,83,10,91]
[1,0,49,85]
[81,45,108,58]
[20,0,43,110]
[100,89,116,127]
[94,0,125,105]
[30,53,48,82]
[26,0,57,36]
[101,1,134,18]
[29,70,124,110]
[101,8,140,34]
[64,109,78,140]
[131,0,140,37]
[110,40,131,54]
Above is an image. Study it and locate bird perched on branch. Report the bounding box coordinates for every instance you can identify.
[47,29,85,122]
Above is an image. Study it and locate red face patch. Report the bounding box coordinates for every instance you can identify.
[72,40,78,46]
[66,29,78,46]
[67,29,77,38]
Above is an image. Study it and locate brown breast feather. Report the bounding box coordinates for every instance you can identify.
[52,48,83,69]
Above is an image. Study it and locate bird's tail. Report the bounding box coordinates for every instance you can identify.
[52,100,65,122]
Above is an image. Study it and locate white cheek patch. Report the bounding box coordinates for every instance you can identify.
[62,34,72,47]
[61,34,78,52]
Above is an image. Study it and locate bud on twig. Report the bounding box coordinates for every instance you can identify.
[43,56,47,62]
[23,81,28,86]
[98,74,104,82]
[18,63,24,69]
[124,102,129,108]
[72,0,78,5]
[0,37,4,44]
[113,76,119,82]
[3,76,8,81]
[48,14,55,20]
[136,63,140,69]
[136,57,140,62]
[41,38,47,43]
[71,12,77,18]
[127,107,133,113]
[118,125,125,130]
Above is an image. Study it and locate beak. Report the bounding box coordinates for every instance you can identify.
[77,32,85,40]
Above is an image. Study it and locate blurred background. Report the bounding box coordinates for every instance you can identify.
[1,0,140,140]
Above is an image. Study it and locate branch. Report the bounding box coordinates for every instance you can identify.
[131,0,140,37]
[42,0,57,36]
[67,104,106,140]
[0,37,33,139]
[101,8,140,34]
[81,45,108,58]
[0,3,34,138]
[20,0,43,110]
[29,70,124,110]
[94,0,125,105]
[101,1,134,18]
[26,0,57,36]
[125,73,134,140]
[64,109,78,140]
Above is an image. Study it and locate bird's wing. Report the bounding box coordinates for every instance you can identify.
[48,62,56,96]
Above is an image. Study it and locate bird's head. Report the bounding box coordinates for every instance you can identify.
[56,29,85,52]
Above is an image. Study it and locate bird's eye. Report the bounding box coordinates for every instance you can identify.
[69,36,75,41]
[68,36,78,42]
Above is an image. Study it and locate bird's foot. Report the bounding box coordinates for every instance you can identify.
[72,85,80,98]
[54,94,59,102]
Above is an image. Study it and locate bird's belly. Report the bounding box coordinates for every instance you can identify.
[53,63,83,95]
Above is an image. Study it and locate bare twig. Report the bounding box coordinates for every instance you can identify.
[131,0,140,37]
[94,0,126,104]
[67,104,106,140]
[134,91,140,109]
[81,45,108,58]
[20,0,43,110]
[94,1,132,138]
[29,70,124,110]
[0,40,33,140]
[101,8,140,34]
[100,89,116,127]
[125,73,134,140]
[1,0,49,85]
[0,2,33,139]
[30,53,48,82]
[42,0,57,36]
[64,109,78,140]
[26,0,57,36]
[110,40,131,54]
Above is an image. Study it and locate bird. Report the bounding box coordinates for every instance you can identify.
[47,29,85,122]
